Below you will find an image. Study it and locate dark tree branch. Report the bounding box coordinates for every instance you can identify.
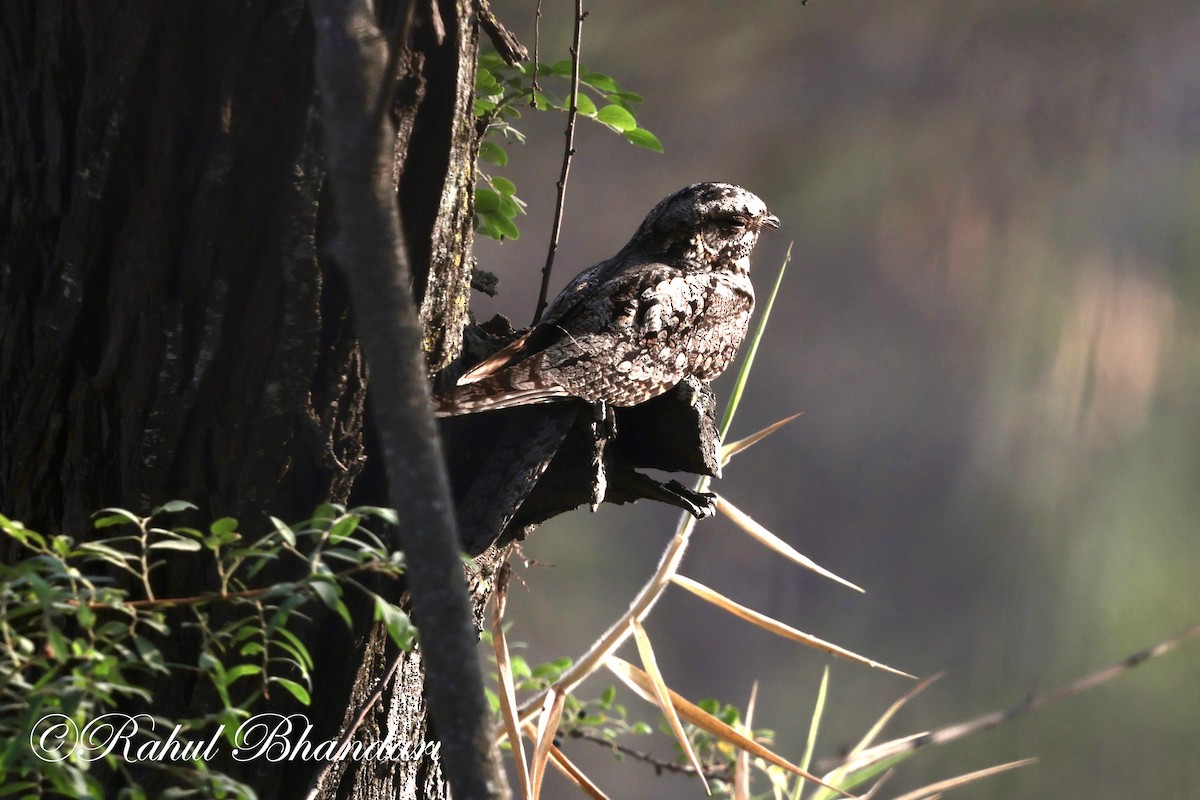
[478,0,528,66]
[308,2,500,797]
[532,0,586,325]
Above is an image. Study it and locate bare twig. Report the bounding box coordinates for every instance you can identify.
[81,561,395,610]
[531,0,543,93]
[532,0,586,324]
[828,619,1200,773]
[566,728,731,780]
[372,0,419,131]
[303,649,406,800]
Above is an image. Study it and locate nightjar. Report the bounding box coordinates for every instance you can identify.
[436,182,779,416]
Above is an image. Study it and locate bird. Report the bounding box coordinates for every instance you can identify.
[436,182,779,417]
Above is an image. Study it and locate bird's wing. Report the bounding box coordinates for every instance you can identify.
[457,256,625,386]
[457,329,533,385]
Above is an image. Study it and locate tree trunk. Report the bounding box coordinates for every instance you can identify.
[1,1,484,797]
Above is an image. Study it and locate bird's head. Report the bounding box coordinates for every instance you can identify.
[629,182,780,271]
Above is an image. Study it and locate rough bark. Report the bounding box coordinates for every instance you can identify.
[1,1,485,798]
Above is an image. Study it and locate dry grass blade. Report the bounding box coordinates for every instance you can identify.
[825,733,926,781]
[888,758,1037,800]
[714,495,864,593]
[733,681,758,800]
[492,571,533,799]
[531,688,567,799]
[671,575,913,678]
[721,413,804,467]
[849,673,943,757]
[606,656,856,798]
[857,767,895,799]
[814,677,943,798]
[521,722,611,800]
[631,619,711,795]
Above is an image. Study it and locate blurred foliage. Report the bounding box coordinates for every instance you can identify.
[475,1,1200,797]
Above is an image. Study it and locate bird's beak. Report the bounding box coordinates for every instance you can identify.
[760,213,781,230]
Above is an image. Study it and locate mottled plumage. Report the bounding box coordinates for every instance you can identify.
[437,183,779,416]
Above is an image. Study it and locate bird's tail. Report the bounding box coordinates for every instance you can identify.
[433,372,573,417]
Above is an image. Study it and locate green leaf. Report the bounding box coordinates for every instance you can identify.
[582,71,620,93]
[353,505,400,526]
[374,597,415,651]
[153,500,197,515]
[574,93,598,116]
[596,104,637,132]
[475,68,499,92]
[272,677,311,705]
[77,541,137,569]
[276,627,316,672]
[129,635,166,674]
[75,601,96,629]
[497,195,522,219]
[270,516,298,547]
[92,508,141,528]
[478,52,508,71]
[225,663,262,684]
[313,502,342,521]
[309,577,341,611]
[147,538,202,552]
[545,59,574,77]
[492,176,517,197]
[210,517,239,538]
[479,140,508,166]
[475,188,501,214]
[485,212,520,240]
[623,127,664,153]
[327,514,360,543]
[609,90,645,105]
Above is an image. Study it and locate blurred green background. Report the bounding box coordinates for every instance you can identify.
[473,2,1200,797]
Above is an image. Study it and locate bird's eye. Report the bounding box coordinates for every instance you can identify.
[722,215,749,231]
